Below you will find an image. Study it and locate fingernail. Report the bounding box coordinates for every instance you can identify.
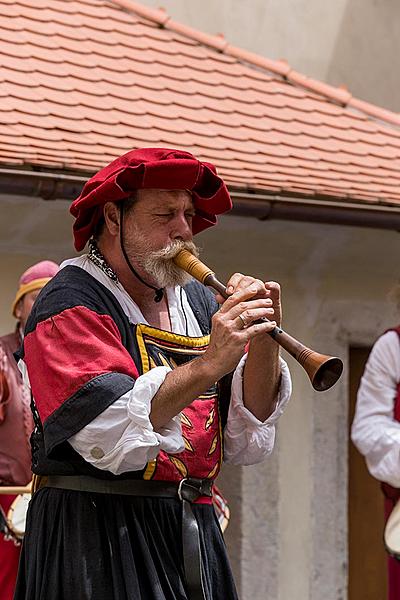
[227,285,234,294]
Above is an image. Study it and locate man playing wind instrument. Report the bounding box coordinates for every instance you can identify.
[15,148,291,600]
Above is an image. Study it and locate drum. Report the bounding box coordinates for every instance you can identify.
[212,485,230,533]
[5,493,31,542]
[384,498,400,559]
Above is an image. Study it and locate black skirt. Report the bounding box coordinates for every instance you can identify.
[14,488,238,600]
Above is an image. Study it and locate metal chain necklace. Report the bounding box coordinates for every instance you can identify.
[88,239,119,284]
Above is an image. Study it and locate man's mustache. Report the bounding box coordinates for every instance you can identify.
[152,240,199,261]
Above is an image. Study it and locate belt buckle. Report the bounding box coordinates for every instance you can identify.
[178,478,209,503]
[177,478,187,501]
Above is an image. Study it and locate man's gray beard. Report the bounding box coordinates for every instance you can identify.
[131,237,200,288]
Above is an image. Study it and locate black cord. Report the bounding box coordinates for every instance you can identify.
[119,204,164,302]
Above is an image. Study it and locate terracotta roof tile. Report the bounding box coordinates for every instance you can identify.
[1,0,400,207]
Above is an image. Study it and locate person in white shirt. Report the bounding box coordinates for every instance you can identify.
[351,326,400,600]
[14,148,291,600]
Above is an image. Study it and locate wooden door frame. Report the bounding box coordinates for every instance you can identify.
[348,346,387,600]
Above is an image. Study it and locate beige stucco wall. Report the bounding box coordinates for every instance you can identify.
[0,195,74,334]
[1,194,399,599]
[199,214,399,600]
[139,0,400,111]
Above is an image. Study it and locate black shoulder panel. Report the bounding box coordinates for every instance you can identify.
[23,266,134,356]
[184,279,219,335]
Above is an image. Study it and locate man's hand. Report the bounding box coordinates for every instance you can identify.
[263,280,281,327]
[150,274,283,430]
[202,275,278,379]
[215,273,283,422]
[217,273,282,327]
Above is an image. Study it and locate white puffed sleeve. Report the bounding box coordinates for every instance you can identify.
[351,331,400,487]
[224,354,292,465]
[69,366,184,475]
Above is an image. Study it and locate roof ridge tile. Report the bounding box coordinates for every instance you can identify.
[226,45,291,77]
[110,0,400,129]
[166,19,228,53]
[286,70,352,106]
[111,0,169,26]
[348,97,400,128]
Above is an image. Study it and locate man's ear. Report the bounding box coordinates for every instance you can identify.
[103,202,120,237]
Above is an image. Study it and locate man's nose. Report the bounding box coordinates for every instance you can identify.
[171,213,192,241]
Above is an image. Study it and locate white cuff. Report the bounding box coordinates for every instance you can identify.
[224,355,292,465]
[69,366,184,475]
[128,367,184,455]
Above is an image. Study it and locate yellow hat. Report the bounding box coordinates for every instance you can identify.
[12,261,59,317]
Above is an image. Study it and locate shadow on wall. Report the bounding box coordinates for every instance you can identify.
[327,0,400,111]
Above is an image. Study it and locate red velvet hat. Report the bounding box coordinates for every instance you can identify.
[70,147,232,251]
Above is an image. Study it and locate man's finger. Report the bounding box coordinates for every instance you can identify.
[245,320,277,337]
[225,273,245,295]
[264,281,281,298]
[218,285,262,314]
[235,307,275,329]
[228,299,274,321]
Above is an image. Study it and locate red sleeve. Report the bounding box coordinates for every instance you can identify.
[24,305,139,424]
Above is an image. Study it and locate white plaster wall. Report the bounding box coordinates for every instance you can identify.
[138,0,400,111]
[0,194,75,334]
[1,195,399,599]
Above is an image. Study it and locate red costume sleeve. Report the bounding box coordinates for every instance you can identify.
[24,305,139,426]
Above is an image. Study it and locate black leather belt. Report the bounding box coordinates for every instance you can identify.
[43,475,212,600]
